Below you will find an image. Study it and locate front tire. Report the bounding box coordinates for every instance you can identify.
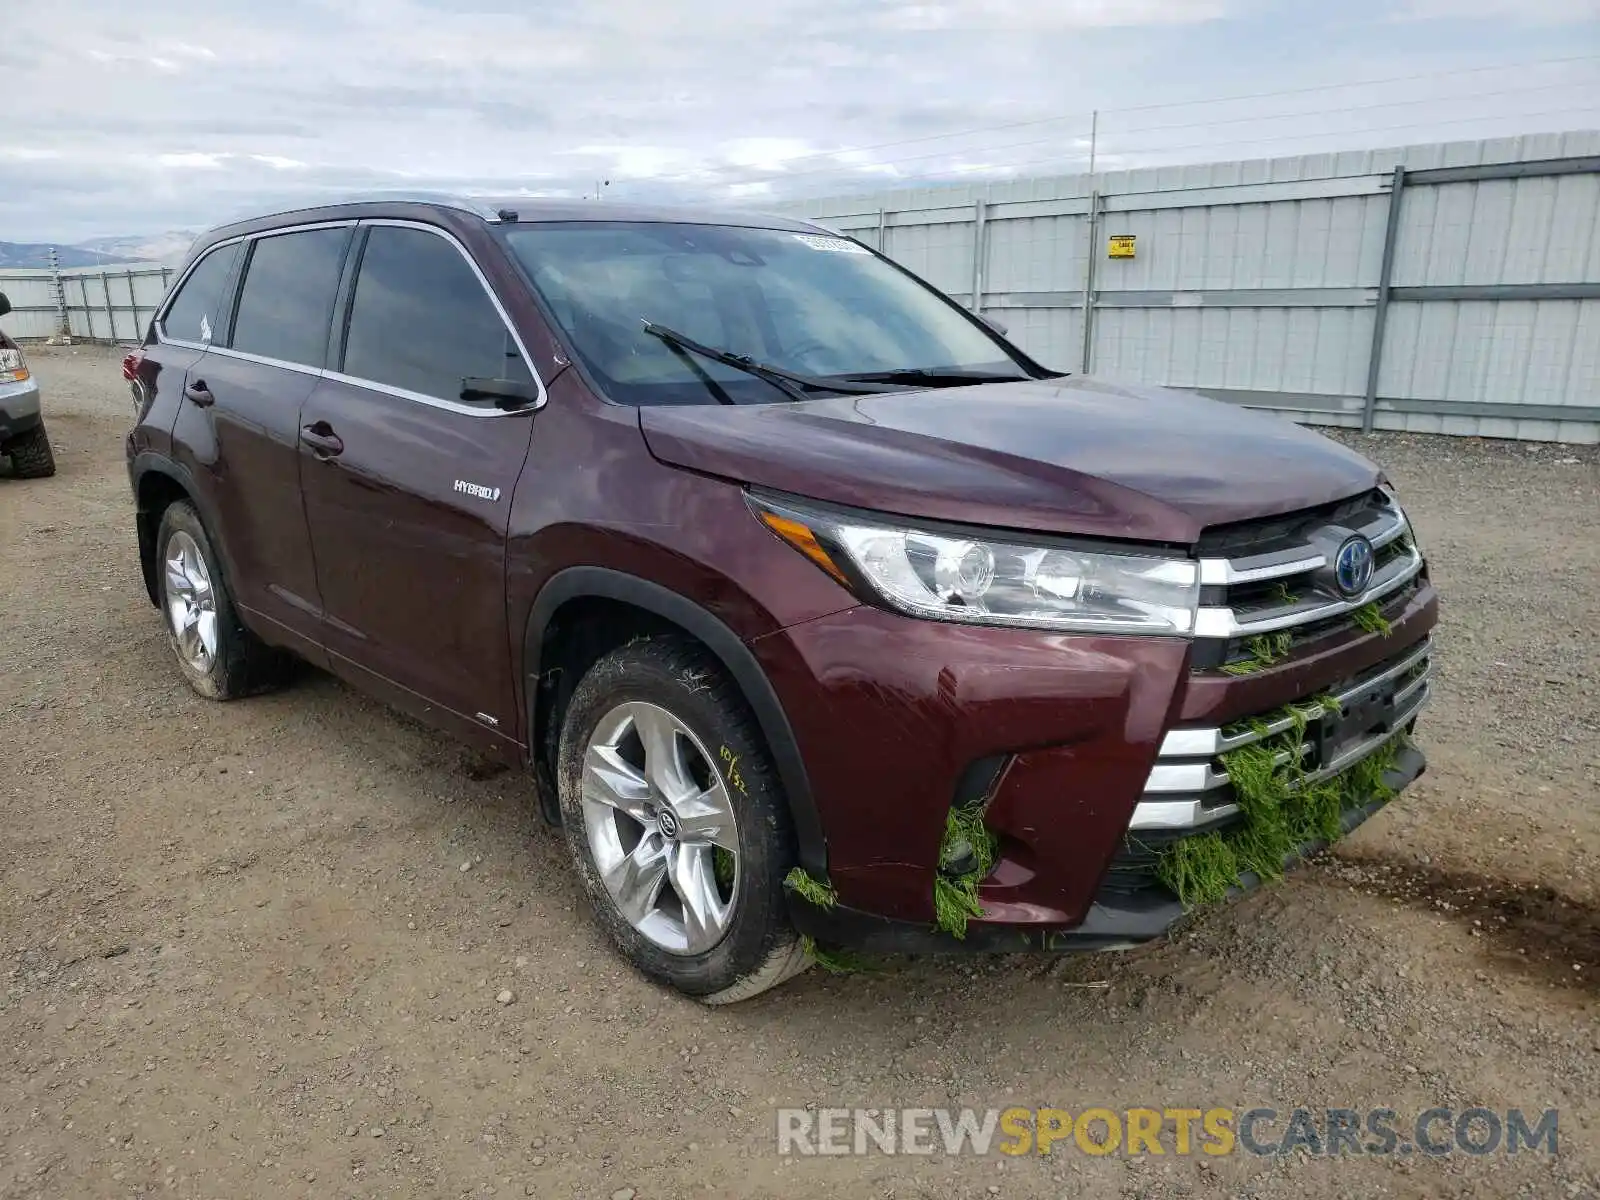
[556,636,809,1003]
[5,422,56,479]
[155,501,291,699]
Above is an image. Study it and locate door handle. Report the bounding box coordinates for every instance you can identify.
[300,421,344,459]
[183,381,215,407]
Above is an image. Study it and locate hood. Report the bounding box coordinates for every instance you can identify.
[640,376,1382,545]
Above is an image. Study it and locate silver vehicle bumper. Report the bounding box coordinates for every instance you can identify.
[0,376,42,440]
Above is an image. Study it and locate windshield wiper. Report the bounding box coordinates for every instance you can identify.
[642,323,898,400]
[833,367,1032,387]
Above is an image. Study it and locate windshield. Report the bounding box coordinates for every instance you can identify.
[502,221,1035,406]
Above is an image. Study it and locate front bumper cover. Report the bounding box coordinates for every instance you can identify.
[791,742,1425,954]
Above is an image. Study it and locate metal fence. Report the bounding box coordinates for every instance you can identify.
[0,261,174,343]
[790,131,1600,443]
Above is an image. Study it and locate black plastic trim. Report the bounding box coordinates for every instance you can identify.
[522,566,827,878]
[952,754,1007,811]
[0,405,43,444]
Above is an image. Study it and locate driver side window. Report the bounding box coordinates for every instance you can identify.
[341,225,529,403]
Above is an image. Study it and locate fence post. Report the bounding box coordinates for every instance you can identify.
[79,276,92,339]
[1362,164,1406,433]
[100,270,115,342]
[126,270,139,340]
[969,198,988,314]
[1079,190,1101,373]
[47,247,70,342]
[875,208,886,253]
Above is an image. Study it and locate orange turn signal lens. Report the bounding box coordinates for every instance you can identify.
[756,508,851,588]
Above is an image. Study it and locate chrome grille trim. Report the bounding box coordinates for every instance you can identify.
[1193,540,1423,639]
[1158,637,1433,758]
[1143,741,1308,794]
[1126,797,1239,832]
[1197,552,1326,587]
[1195,503,1408,588]
[1129,682,1429,831]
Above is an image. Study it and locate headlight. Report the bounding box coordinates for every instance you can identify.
[752,495,1200,636]
[0,347,30,385]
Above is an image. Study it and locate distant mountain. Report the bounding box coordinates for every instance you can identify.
[76,231,197,265]
[0,231,197,270]
[0,241,138,269]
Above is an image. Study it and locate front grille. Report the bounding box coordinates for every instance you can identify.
[1190,489,1426,661]
[1129,636,1433,834]
[1106,636,1432,895]
[1195,489,1387,557]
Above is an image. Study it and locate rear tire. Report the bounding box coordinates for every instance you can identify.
[5,422,56,479]
[557,635,810,1004]
[155,501,292,699]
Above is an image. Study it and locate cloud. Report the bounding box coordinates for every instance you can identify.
[1394,0,1596,20]
[1,0,1595,242]
[872,0,1229,30]
[155,152,230,169]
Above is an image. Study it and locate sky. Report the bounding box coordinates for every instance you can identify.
[1,0,1597,243]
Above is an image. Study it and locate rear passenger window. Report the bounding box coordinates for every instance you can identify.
[341,225,529,402]
[161,243,240,345]
[230,228,349,368]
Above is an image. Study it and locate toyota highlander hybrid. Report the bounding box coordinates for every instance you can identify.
[123,199,1436,1002]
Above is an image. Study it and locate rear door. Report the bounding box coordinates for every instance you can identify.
[299,220,540,750]
[170,223,353,661]
[134,240,243,460]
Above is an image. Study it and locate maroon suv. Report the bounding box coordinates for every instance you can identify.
[124,198,1435,1002]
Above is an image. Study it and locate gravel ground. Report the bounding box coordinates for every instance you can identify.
[2,344,1597,1200]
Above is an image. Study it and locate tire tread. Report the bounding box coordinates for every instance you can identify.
[6,422,56,479]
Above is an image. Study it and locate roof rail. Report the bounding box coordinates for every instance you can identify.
[331,192,513,221]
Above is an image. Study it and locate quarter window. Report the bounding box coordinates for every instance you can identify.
[230,227,350,368]
[342,225,529,403]
[160,243,240,345]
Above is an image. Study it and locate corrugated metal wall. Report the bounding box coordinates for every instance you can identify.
[0,264,173,342]
[790,131,1600,443]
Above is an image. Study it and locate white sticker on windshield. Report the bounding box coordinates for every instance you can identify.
[792,233,869,254]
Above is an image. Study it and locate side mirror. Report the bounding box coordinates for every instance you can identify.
[0,292,11,318]
[978,313,1008,337]
[461,376,541,410]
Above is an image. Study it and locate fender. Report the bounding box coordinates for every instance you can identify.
[523,565,828,878]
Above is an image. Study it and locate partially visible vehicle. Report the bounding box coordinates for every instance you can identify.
[0,293,56,479]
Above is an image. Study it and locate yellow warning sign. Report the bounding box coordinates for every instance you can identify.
[1108,234,1136,259]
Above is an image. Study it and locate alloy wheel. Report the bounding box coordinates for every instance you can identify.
[163,530,218,672]
[580,701,740,955]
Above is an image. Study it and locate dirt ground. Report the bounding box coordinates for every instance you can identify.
[2,344,1597,1200]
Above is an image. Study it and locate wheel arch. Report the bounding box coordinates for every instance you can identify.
[524,566,827,879]
[130,454,236,609]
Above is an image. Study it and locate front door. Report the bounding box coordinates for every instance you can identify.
[298,221,539,751]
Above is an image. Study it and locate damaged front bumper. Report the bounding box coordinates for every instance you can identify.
[790,741,1426,954]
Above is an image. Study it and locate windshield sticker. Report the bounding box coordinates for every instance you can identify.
[791,233,869,254]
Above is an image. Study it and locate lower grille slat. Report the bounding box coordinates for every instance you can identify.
[1130,636,1433,832]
